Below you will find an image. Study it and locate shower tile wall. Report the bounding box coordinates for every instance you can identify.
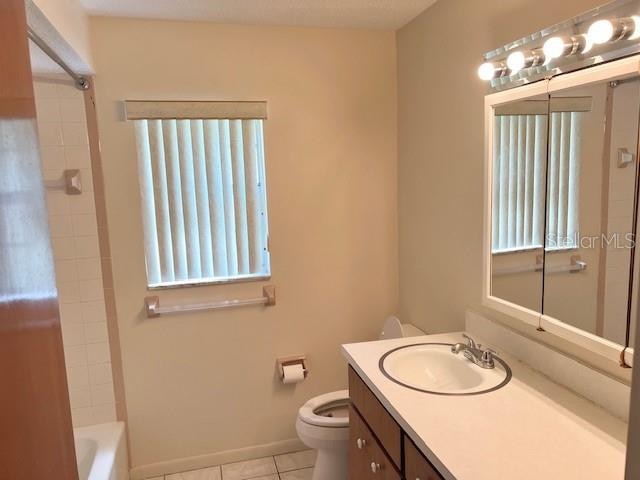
[34,78,117,427]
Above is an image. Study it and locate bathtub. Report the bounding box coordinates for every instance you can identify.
[74,422,129,480]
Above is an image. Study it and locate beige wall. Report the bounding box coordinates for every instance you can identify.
[31,0,93,68]
[396,0,604,335]
[89,18,397,470]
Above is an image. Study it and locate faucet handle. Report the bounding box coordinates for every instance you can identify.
[462,334,476,348]
[481,348,497,366]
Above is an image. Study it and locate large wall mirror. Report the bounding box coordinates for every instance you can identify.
[485,57,640,366]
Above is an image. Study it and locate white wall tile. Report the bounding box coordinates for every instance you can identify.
[70,194,96,215]
[55,259,78,283]
[40,146,66,170]
[60,99,86,123]
[85,322,108,343]
[80,279,105,302]
[86,342,111,365]
[77,258,102,280]
[36,99,61,122]
[71,407,93,427]
[91,403,117,424]
[35,79,116,428]
[81,300,108,323]
[59,303,84,325]
[46,192,70,215]
[61,323,85,346]
[64,344,87,367]
[49,214,74,237]
[67,365,89,389]
[56,82,82,99]
[74,236,100,258]
[57,281,80,304]
[91,383,115,406]
[62,122,88,146]
[89,362,113,385]
[38,122,63,146]
[69,387,92,409]
[64,145,91,168]
[72,214,98,237]
[34,81,59,99]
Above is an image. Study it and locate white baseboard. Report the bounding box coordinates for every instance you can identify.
[129,438,306,479]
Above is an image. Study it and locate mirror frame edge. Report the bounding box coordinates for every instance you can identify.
[483,55,640,369]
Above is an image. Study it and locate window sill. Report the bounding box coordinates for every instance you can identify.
[147,273,272,290]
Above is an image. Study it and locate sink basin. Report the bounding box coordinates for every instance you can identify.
[379,343,511,395]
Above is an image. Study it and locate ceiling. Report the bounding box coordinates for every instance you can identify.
[79,0,438,30]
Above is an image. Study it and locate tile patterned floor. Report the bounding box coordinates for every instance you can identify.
[147,449,315,480]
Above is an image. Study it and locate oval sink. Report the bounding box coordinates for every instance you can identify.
[379,343,511,395]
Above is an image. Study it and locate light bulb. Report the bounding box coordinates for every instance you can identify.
[588,19,615,45]
[478,62,496,80]
[542,37,566,61]
[629,15,640,40]
[506,51,526,74]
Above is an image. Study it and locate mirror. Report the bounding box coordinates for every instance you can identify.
[488,72,640,354]
[490,94,548,313]
[544,79,640,346]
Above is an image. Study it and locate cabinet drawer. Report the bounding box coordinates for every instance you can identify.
[404,435,444,480]
[350,406,401,480]
[349,367,401,468]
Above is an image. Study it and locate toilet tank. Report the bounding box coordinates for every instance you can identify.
[379,316,426,340]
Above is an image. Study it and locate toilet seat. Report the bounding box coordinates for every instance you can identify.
[297,390,349,428]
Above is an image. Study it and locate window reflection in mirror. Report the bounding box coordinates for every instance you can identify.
[544,78,640,346]
[490,95,548,313]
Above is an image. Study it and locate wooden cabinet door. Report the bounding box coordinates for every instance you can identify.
[349,366,402,468]
[350,406,401,480]
[0,0,78,478]
[405,435,444,480]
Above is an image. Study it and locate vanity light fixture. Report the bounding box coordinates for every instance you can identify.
[478,1,640,85]
[542,35,587,61]
[505,49,545,75]
[477,61,507,80]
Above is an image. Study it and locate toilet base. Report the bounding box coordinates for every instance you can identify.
[312,447,348,480]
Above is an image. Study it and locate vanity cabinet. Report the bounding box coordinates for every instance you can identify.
[349,367,444,480]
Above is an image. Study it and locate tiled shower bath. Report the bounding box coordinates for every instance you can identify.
[34,77,117,427]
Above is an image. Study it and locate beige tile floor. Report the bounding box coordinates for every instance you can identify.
[147,449,315,480]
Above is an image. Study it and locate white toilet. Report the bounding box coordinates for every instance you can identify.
[295,317,425,480]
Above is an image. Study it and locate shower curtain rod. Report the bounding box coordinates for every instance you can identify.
[27,27,89,90]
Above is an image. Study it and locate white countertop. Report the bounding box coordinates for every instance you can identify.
[342,332,627,480]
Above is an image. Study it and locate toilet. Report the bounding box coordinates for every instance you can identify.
[295,317,425,480]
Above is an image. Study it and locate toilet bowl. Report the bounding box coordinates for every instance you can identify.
[296,317,425,480]
[295,390,350,480]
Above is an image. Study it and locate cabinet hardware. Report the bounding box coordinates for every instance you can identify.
[371,462,382,473]
[356,438,366,449]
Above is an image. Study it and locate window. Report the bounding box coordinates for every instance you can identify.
[491,98,588,253]
[126,101,270,288]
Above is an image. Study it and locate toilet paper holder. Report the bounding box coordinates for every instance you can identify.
[276,355,308,382]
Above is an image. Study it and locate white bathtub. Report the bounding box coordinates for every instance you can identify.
[74,422,129,480]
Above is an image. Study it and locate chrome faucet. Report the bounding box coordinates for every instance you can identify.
[451,334,496,369]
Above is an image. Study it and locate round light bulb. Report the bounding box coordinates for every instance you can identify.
[587,19,615,45]
[478,62,496,80]
[629,15,640,40]
[543,37,566,60]
[506,51,526,74]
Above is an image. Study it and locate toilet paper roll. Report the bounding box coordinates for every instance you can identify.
[282,363,305,384]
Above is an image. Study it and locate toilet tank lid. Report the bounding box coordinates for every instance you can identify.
[379,317,426,340]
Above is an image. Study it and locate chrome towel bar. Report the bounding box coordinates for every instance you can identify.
[144,285,276,318]
[494,255,586,276]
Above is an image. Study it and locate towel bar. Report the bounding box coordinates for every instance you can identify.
[144,285,276,318]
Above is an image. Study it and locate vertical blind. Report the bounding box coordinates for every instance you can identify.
[546,111,582,249]
[492,108,584,252]
[128,101,270,287]
[492,114,548,252]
